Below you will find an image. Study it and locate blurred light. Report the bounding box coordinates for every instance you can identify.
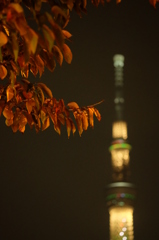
[119,231,124,236]
[111,149,130,171]
[112,121,127,139]
[123,237,127,240]
[122,227,127,231]
[109,207,134,240]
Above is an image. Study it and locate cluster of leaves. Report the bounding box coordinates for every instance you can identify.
[0,78,101,137]
[0,0,104,136]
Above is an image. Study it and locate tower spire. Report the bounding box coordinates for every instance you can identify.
[106,55,136,240]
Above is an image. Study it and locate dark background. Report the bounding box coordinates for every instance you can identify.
[1,0,159,239]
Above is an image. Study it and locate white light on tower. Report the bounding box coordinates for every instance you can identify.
[109,207,134,240]
[112,121,128,140]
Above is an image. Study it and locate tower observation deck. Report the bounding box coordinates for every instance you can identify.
[106,55,136,240]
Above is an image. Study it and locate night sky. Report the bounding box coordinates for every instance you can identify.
[1,0,159,239]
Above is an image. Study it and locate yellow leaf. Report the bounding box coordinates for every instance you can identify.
[12,33,19,62]
[6,86,15,102]
[0,65,7,80]
[42,24,55,52]
[63,43,72,64]
[0,32,8,47]
[42,117,50,131]
[67,102,79,109]
[24,28,38,54]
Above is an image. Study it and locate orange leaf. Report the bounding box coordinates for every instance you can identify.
[11,124,19,133]
[52,45,63,66]
[63,44,72,64]
[82,113,88,130]
[26,100,35,114]
[22,91,33,99]
[37,83,53,98]
[67,101,79,109]
[6,86,15,102]
[71,121,76,135]
[75,114,83,136]
[62,30,72,39]
[35,55,44,77]
[0,100,5,116]
[66,117,72,138]
[58,113,65,125]
[0,65,7,80]
[88,108,94,128]
[0,32,8,47]
[94,108,101,121]
[51,6,67,19]
[3,106,14,119]
[5,118,13,126]
[8,3,24,13]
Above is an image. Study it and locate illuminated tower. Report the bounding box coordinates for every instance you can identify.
[106,55,136,240]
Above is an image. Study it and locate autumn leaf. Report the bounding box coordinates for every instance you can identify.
[26,99,35,114]
[8,3,24,13]
[52,45,63,66]
[94,108,101,121]
[0,100,5,116]
[51,6,67,19]
[66,117,72,138]
[42,117,50,131]
[5,118,13,126]
[58,113,65,125]
[42,25,55,52]
[63,44,73,64]
[22,91,33,99]
[37,83,53,98]
[82,112,88,130]
[62,30,72,40]
[52,23,64,50]
[71,121,76,135]
[24,28,38,54]
[67,101,79,109]
[0,65,7,80]
[6,86,15,102]
[3,106,14,119]
[88,107,94,128]
[12,33,19,62]
[35,55,44,77]
[0,32,8,47]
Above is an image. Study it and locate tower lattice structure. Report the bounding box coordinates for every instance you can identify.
[106,55,136,240]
